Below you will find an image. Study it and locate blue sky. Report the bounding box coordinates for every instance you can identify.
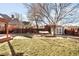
[0,3,27,15]
[0,3,28,21]
[0,3,79,25]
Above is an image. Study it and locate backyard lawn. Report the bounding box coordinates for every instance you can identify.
[0,35,79,56]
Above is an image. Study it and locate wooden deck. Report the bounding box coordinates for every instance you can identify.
[0,34,13,43]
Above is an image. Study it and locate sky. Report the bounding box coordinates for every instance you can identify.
[0,3,79,25]
[0,3,28,21]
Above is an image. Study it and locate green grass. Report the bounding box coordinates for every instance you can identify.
[0,35,79,56]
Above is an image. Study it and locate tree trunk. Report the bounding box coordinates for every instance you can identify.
[53,25,56,37]
[8,41,16,56]
[35,20,39,34]
[51,24,56,37]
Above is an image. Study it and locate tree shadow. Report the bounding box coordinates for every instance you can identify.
[0,54,5,56]
[13,33,33,38]
[7,41,24,56]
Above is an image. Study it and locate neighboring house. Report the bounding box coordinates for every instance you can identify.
[9,18,21,29]
[0,17,10,34]
[0,14,31,33]
[22,21,31,29]
[0,14,22,32]
[0,14,11,30]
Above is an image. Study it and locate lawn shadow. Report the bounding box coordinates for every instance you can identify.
[0,54,6,56]
[13,33,33,38]
[8,41,24,56]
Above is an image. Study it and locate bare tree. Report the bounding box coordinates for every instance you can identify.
[23,3,45,33]
[38,3,79,36]
[23,3,79,36]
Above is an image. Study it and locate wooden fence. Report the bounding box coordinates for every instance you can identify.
[64,28,79,36]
